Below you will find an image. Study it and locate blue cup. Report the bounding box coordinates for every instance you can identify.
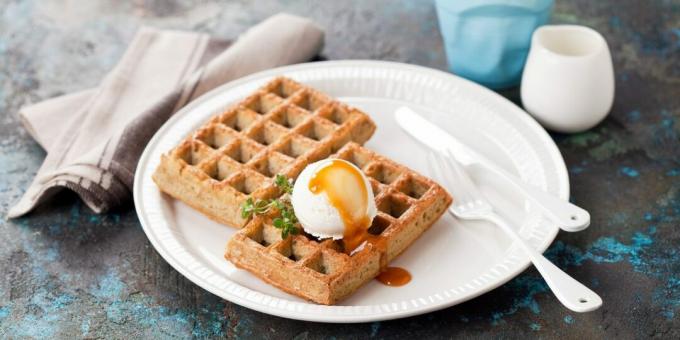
[435,0,554,89]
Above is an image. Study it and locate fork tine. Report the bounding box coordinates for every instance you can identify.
[426,152,441,183]
[431,150,468,204]
[435,150,467,203]
[427,152,451,196]
[442,149,484,201]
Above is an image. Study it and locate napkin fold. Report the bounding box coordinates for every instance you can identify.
[9,13,324,217]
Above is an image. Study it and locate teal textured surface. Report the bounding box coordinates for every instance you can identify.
[1,0,679,338]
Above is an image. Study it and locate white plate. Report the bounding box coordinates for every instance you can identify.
[134,61,568,323]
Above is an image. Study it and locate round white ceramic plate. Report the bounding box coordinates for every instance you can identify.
[134,61,568,323]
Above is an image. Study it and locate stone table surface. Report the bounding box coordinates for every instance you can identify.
[1,0,679,338]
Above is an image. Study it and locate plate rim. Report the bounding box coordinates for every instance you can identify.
[133,60,568,323]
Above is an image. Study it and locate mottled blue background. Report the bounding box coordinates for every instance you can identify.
[1,0,679,338]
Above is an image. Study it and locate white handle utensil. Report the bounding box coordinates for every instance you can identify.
[395,106,590,232]
[430,150,602,312]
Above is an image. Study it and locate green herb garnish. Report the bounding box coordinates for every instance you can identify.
[240,197,270,219]
[240,174,299,239]
[273,205,299,239]
[274,174,293,194]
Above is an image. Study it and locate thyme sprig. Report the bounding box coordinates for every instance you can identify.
[240,174,299,239]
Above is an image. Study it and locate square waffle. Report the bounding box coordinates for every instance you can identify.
[152,77,377,227]
[224,142,452,305]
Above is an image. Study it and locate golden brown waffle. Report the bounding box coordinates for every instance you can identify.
[152,77,377,227]
[224,142,452,305]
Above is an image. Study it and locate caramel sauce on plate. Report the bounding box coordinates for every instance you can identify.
[376,267,412,286]
[309,159,371,253]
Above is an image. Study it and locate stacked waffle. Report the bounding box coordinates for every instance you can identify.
[153,77,452,304]
[152,77,376,227]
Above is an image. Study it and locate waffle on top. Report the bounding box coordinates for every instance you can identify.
[152,77,377,228]
[153,77,452,305]
[225,142,452,304]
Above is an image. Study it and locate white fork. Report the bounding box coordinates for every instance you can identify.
[429,150,602,313]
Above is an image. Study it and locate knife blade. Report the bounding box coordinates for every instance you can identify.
[395,106,494,168]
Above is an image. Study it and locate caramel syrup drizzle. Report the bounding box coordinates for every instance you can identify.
[376,267,412,287]
[309,159,371,253]
[308,159,412,286]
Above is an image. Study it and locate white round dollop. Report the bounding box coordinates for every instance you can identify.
[291,159,377,240]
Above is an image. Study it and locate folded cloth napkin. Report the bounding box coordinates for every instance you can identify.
[8,13,324,218]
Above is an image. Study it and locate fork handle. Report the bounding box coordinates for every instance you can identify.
[485,213,602,313]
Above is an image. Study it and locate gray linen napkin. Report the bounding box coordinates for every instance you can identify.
[8,13,324,217]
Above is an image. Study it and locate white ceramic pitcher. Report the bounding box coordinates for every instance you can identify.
[521,25,614,133]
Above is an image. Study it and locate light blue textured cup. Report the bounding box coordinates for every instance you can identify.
[435,0,554,89]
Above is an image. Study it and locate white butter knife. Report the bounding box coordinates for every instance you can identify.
[395,106,590,232]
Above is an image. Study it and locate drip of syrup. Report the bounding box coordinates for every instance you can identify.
[308,159,413,287]
[376,267,412,286]
[309,159,371,253]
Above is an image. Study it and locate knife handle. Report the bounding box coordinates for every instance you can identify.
[475,164,591,232]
